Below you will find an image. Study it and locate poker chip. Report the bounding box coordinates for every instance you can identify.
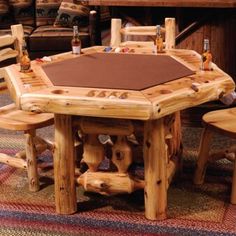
[121,47,129,53]
[114,47,121,53]
[104,47,112,52]
[108,95,116,99]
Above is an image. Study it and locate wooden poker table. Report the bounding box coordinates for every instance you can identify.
[3,45,235,220]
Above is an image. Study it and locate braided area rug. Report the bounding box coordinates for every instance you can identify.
[0,120,236,235]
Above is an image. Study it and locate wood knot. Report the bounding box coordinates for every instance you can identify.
[115,151,124,160]
[160,89,173,94]
[190,82,200,92]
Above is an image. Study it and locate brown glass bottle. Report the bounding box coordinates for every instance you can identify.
[201,39,213,71]
[20,39,31,73]
[71,25,81,55]
[155,25,164,53]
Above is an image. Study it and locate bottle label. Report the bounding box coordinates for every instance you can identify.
[20,57,31,73]
[155,37,164,53]
[72,46,81,54]
[20,64,31,73]
[201,51,213,71]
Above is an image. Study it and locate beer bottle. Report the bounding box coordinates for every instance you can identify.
[20,39,31,73]
[71,25,81,55]
[201,38,213,71]
[155,25,164,53]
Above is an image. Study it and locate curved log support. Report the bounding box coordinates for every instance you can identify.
[77,171,144,195]
[83,134,105,172]
[111,135,132,173]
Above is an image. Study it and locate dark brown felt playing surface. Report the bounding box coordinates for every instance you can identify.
[42,53,194,91]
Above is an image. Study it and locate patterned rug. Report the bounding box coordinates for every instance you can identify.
[0,126,236,236]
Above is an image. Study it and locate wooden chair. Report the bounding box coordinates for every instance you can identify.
[109,17,181,162]
[0,31,21,92]
[193,107,236,204]
[109,17,180,160]
[0,24,54,192]
[110,17,176,50]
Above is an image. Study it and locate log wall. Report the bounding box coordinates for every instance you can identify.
[111,7,236,82]
[176,8,236,82]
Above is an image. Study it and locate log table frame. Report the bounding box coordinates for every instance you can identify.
[2,45,235,220]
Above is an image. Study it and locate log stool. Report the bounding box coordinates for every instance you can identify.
[193,107,236,204]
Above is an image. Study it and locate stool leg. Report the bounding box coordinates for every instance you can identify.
[25,129,40,192]
[193,127,213,185]
[231,159,236,204]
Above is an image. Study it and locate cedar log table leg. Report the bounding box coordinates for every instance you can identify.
[144,118,167,220]
[25,129,39,192]
[54,114,77,214]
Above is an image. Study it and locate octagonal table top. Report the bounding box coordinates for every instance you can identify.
[42,52,194,90]
[3,45,235,120]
